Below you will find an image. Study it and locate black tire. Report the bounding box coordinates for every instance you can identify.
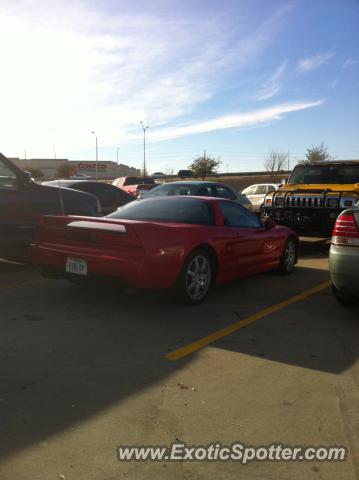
[332,284,356,306]
[173,248,214,305]
[278,237,297,275]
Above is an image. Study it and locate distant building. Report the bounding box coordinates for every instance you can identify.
[9,158,140,180]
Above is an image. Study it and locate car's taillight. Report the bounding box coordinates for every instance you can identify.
[332,212,359,246]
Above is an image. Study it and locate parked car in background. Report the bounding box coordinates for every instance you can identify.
[329,206,359,305]
[140,181,252,210]
[70,173,92,180]
[178,170,194,179]
[0,152,100,261]
[151,172,166,179]
[241,183,279,212]
[261,161,359,237]
[31,196,298,305]
[112,176,156,197]
[44,180,134,215]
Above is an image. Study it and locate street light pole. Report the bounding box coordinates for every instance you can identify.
[116,147,120,165]
[140,121,149,176]
[91,131,98,180]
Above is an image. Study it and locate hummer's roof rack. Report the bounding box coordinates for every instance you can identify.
[295,160,359,167]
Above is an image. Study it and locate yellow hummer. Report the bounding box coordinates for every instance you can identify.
[261,161,359,237]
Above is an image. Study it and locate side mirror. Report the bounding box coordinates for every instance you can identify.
[264,219,276,230]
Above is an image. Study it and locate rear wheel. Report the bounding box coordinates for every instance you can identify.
[278,237,297,274]
[174,249,213,305]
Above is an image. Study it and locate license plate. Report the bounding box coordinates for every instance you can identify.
[66,257,88,275]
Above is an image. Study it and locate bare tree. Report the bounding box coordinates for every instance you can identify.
[264,150,289,181]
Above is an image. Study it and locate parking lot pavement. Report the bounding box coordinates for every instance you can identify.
[0,242,358,480]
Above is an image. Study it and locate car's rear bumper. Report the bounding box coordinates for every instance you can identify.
[30,243,179,290]
[329,244,359,294]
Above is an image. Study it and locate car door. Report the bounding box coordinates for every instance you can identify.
[0,156,33,258]
[241,185,257,208]
[216,201,268,279]
[250,185,267,211]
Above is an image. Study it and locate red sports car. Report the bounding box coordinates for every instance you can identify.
[30,197,298,304]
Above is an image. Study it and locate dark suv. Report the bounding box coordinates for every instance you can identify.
[0,153,100,260]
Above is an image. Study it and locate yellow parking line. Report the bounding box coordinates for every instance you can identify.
[0,279,48,291]
[166,279,332,361]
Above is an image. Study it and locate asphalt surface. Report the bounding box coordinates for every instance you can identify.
[0,240,358,480]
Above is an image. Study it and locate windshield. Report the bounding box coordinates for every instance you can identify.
[289,164,359,184]
[107,197,214,225]
[0,157,17,188]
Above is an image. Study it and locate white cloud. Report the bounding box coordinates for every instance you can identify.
[329,78,339,89]
[0,1,299,157]
[145,101,324,142]
[296,52,334,73]
[254,61,287,101]
[343,58,358,69]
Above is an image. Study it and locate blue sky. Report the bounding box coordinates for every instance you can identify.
[0,0,358,172]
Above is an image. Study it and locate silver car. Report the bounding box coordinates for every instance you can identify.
[329,206,359,305]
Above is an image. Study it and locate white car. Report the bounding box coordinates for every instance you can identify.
[241,183,279,212]
[69,173,92,180]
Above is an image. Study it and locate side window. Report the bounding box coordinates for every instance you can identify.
[0,159,17,189]
[242,186,256,195]
[219,201,262,228]
[173,185,191,195]
[267,185,277,193]
[197,185,215,196]
[256,186,267,195]
[215,186,235,200]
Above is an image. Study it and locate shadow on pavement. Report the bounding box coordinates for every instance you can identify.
[0,242,357,461]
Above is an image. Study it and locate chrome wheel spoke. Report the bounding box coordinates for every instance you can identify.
[185,255,211,301]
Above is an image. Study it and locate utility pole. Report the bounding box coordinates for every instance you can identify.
[91,131,98,180]
[116,147,120,165]
[140,121,149,176]
[50,128,57,159]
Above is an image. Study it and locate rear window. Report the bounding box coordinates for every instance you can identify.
[123,177,155,186]
[123,177,139,186]
[107,197,214,225]
[142,183,196,197]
